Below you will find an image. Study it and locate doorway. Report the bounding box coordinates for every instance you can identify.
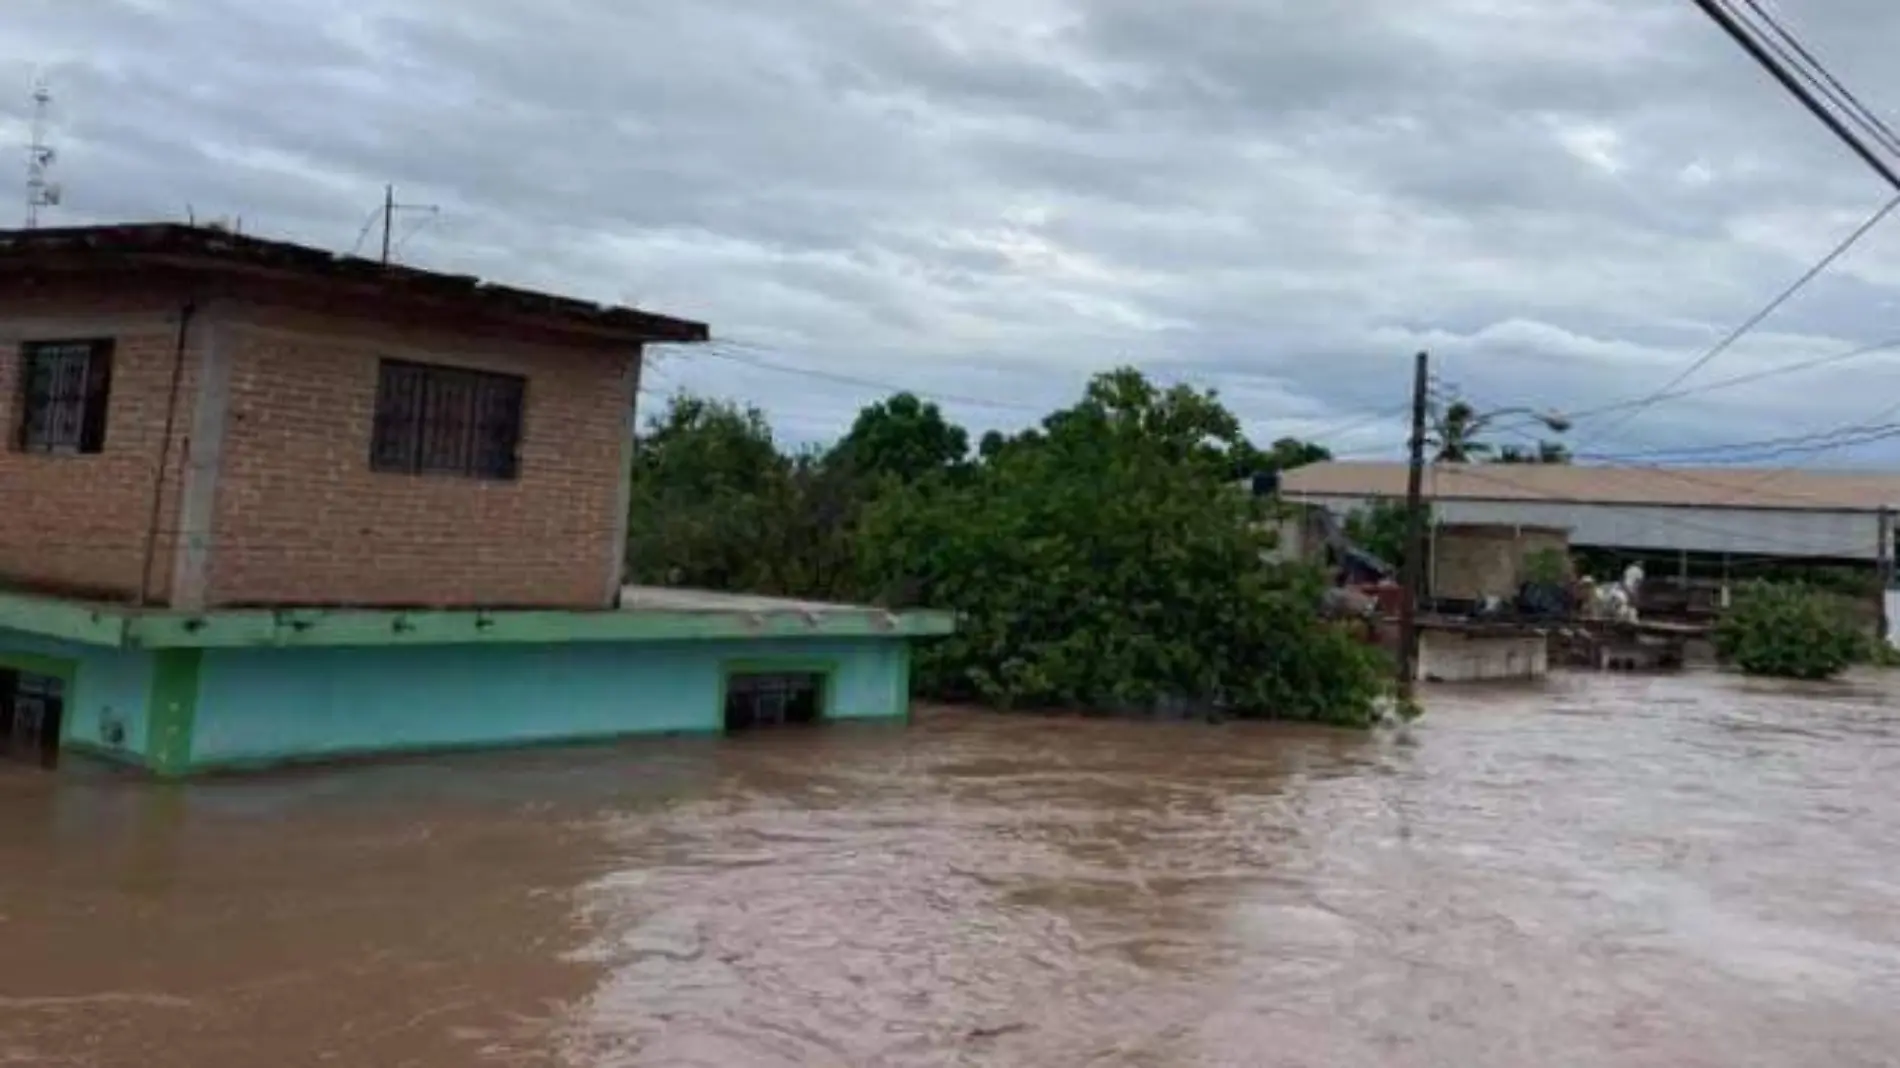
[0,668,66,770]
[723,671,826,732]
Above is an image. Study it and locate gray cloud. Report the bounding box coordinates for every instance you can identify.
[8,0,1900,462]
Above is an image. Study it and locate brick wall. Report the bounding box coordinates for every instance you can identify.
[205,311,635,609]
[0,300,197,602]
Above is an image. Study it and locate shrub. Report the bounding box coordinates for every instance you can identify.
[1714,583,1866,680]
[1521,547,1570,586]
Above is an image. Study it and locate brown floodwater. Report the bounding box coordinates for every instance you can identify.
[4,671,1900,1066]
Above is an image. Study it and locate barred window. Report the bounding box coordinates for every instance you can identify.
[14,339,113,455]
[370,360,525,480]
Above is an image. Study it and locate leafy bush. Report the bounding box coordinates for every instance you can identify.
[1714,583,1867,680]
[1343,500,1419,569]
[1521,547,1570,586]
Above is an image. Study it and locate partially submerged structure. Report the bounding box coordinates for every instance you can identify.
[1413,522,1570,684]
[0,225,952,775]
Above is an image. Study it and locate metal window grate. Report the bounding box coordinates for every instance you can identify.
[724,672,825,731]
[15,339,112,454]
[371,359,525,480]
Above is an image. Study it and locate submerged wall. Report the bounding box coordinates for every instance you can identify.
[187,636,913,770]
[0,627,157,767]
[1417,629,1549,683]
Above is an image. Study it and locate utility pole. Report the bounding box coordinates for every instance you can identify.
[1396,351,1431,700]
[380,183,395,264]
[1878,507,1895,649]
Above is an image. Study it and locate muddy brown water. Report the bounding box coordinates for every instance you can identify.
[4,672,1900,1066]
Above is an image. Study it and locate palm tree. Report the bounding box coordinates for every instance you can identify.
[1432,398,1571,464]
[1431,401,1494,463]
[1496,440,1573,465]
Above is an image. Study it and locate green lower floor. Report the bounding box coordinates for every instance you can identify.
[0,627,918,776]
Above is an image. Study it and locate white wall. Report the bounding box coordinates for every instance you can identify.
[1295,494,1884,562]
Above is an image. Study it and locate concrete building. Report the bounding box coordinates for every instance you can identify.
[1429,523,1570,603]
[1281,461,1900,564]
[0,225,952,775]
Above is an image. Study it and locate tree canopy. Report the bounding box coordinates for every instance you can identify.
[626,370,1386,726]
[828,392,970,482]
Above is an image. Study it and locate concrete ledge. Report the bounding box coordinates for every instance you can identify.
[1419,629,1549,683]
[0,586,956,650]
[0,592,129,647]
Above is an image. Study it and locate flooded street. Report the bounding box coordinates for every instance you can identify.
[5,672,1900,1067]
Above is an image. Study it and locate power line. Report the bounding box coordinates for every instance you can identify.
[1580,421,1900,465]
[685,339,1049,413]
[1570,1,1900,453]
[1689,0,1900,191]
[1732,0,1900,159]
[1574,192,1900,449]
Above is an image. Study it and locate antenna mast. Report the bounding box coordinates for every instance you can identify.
[25,78,60,228]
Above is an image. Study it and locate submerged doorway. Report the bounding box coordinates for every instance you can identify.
[0,669,66,769]
[723,671,826,732]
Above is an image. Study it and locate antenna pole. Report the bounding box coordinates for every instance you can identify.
[25,78,56,228]
[380,184,395,264]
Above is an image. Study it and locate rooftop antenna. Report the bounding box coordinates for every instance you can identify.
[25,77,60,228]
[349,183,438,265]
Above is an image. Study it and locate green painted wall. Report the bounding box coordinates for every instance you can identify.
[188,636,913,771]
[0,627,153,766]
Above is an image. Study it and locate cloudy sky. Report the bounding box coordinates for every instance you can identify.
[8,0,1900,463]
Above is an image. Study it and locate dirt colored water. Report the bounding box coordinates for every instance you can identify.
[4,672,1900,1066]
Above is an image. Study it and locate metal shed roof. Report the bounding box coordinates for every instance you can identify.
[1282,462,1900,514]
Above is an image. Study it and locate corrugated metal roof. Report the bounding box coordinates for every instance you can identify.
[1281,461,1900,513]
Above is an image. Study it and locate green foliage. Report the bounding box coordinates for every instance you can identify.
[1431,395,1570,465]
[628,370,1393,728]
[1431,400,1492,463]
[1343,500,1422,569]
[856,367,1391,726]
[1232,436,1332,481]
[1496,440,1572,465]
[1864,639,1900,669]
[625,392,865,599]
[829,392,969,483]
[1521,547,1570,586]
[1714,583,1866,680]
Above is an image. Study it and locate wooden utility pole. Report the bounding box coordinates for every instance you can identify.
[1396,351,1431,699]
[1878,507,1895,648]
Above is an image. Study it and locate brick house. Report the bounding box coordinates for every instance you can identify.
[0,224,952,777]
[0,224,707,610]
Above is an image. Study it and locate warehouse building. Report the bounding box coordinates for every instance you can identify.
[1280,461,1900,565]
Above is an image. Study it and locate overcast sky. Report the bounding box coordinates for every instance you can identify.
[8,0,1900,463]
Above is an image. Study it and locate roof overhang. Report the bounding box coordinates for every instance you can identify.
[0,224,711,346]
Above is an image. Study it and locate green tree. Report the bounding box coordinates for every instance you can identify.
[1232,436,1333,481]
[830,392,970,482]
[1496,440,1572,465]
[624,392,867,599]
[857,368,1391,725]
[1430,400,1494,463]
[1343,500,1416,569]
